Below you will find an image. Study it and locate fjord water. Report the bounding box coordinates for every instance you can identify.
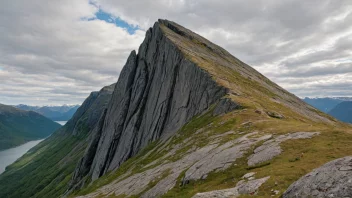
[55,121,67,125]
[0,139,44,174]
[0,121,67,175]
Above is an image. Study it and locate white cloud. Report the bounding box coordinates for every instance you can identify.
[95,0,352,97]
[0,0,144,105]
[0,0,351,106]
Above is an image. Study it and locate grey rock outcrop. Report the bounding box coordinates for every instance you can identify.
[182,133,272,184]
[283,156,352,198]
[74,132,273,198]
[70,19,238,187]
[248,132,320,166]
[192,176,270,198]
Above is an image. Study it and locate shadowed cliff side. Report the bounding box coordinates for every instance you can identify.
[69,20,239,190]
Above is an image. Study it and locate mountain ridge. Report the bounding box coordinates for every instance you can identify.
[328,101,352,123]
[303,97,352,113]
[0,19,351,198]
[15,104,80,121]
[70,19,238,188]
[159,20,331,123]
[68,19,341,196]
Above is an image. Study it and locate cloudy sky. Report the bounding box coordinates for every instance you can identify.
[0,0,351,105]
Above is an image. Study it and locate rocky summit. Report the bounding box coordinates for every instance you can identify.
[1,19,352,198]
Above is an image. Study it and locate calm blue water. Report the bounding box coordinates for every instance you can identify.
[0,121,67,175]
[55,121,67,125]
[0,139,44,174]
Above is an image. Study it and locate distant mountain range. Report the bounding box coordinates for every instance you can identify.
[328,101,352,123]
[15,104,80,121]
[0,103,61,150]
[303,97,352,123]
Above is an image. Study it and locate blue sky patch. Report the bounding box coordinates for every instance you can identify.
[86,1,139,34]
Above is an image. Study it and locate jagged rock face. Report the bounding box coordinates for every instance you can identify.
[65,84,115,191]
[72,20,236,185]
[68,110,108,192]
[283,156,352,198]
[64,84,115,136]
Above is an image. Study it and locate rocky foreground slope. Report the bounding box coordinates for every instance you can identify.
[1,20,352,198]
[283,156,352,197]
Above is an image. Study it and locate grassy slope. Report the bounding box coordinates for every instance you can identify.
[72,105,352,198]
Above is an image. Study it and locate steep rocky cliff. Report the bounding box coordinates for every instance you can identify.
[283,156,352,197]
[70,20,335,190]
[69,20,240,190]
[67,20,351,198]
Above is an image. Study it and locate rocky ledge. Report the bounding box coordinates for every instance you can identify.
[283,156,352,198]
[192,175,270,198]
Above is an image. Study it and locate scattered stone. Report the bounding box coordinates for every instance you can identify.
[192,176,270,198]
[241,121,253,129]
[283,156,352,198]
[266,111,284,119]
[241,121,253,126]
[255,110,262,114]
[242,172,256,179]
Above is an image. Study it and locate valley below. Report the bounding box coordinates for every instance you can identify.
[0,139,44,174]
[0,120,67,175]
